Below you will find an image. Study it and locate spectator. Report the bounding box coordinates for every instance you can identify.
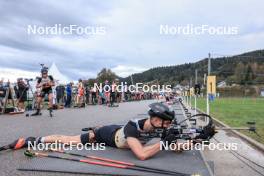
[103,80,110,105]
[91,86,97,105]
[56,85,65,105]
[14,78,28,111]
[77,79,84,107]
[0,79,5,109]
[85,86,90,105]
[65,83,72,108]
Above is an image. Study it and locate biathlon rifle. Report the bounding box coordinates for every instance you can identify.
[146,113,259,143]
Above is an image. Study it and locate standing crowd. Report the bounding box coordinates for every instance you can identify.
[0,65,171,115]
[63,79,154,108]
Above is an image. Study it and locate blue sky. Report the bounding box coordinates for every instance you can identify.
[0,0,263,81]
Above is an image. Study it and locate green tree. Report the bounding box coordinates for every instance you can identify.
[96,68,117,83]
[86,78,97,87]
[234,62,245,84]
[245,65,254,85]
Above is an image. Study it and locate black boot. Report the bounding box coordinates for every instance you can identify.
[48,107,53,117]
[31,109,41,116]
[0,137,37,151]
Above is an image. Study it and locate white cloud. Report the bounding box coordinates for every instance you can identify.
[112,65,147,77]
[0,67,39,83]
[0,0,263,80]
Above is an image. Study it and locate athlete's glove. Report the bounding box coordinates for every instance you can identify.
[162,134,178,145]
[161,128,178,145]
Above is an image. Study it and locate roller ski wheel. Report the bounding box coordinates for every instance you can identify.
[27,113,42,117]
[30,110,42,116]
[108,104,119,107]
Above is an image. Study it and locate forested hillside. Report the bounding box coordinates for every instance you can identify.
[121,50,264,86]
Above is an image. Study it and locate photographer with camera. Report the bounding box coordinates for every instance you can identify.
[31,67,55,117]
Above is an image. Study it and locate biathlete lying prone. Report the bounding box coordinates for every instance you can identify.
[0,102,192,160]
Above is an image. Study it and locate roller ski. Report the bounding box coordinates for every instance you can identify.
[108,103,119,107]
[30,109,42,116]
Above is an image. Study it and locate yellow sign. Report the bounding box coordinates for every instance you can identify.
[190,87,194,96]
[207,76,216,94]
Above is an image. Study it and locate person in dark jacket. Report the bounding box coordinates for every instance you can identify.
[56,85,65,105]
[85,86,90,105]
[65,83,72,108]
[14,78,28,111]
